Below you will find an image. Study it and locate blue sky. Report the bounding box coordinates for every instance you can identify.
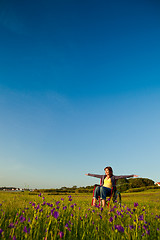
[0,0,160,189]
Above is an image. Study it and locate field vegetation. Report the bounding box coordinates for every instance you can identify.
[0,189,160,239]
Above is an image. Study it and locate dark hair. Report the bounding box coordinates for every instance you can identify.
[104,166,113,177]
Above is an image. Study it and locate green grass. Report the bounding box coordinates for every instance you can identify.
[0,190,160,239]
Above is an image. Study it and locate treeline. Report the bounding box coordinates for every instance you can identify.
[34,178,159,195]
[116,178,159,193]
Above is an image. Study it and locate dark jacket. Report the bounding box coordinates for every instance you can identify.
[87,173,134,187]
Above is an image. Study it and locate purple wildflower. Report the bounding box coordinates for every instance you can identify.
[56,201,60,205]
[59,232,64,238]
[143,225,148,230]
[23,226,30,234]
[8,223,14,228]
[28,218,31,222]
[65,223,69,227]
[0,229,3,235]
[71,214,73,217]
[115,224,124,233]
[63,206,67,210]
[138,214,144,221]
[109,217,113,222]
[134,202,138,207]
[36,204,40,210]
[157,228,159,231]
[61,198,64,201]
[38,193,41,197]
[146,230,150,235]
[13,236,17,240]
[129,225,134,230]
[19,215,26,223]
[53,211,59,219]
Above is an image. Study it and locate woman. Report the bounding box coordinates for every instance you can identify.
[85,166,138,207]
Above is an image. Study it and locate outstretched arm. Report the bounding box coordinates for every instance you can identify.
[85,173,103,179]
[114,174,139,180]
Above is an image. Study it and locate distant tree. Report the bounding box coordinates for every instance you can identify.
[128,178,154,188]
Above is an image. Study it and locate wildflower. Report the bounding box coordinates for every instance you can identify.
[115,224,124,233]
[157,228,159,231]
[109,217,113,222]
[63,206,67,210]
[138,214,144,221]
[13,236,17,240]
[134,202,138,207]
[61,198,64,201]
[28,218,31,222]
[146,230,150,235]
[38,193,41,197]
[68,198,72,201]
[8,223,14,228]
[143,225,148,230]
[65,223,69,227]
[23,226,30,234]
[19,215,26,223]
[59,232,64,238]
[36,204,40,210]
[35,216,38,220]
[116,210,121,216]
[51,208,55,215]
[56,201,60,205]
[127,207,131,212]
[71,214,73,217]
[53,211,59,219]
[129,225,134,230]
[71,204,74,208]
[0,229,3,235]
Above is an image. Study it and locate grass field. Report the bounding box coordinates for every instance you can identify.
[0,189,160,239]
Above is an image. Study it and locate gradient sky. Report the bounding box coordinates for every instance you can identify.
[0,0,160,189]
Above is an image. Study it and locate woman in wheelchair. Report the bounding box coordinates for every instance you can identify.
[85,166,138,207]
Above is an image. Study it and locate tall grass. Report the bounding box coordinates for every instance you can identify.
[0,190,160,239]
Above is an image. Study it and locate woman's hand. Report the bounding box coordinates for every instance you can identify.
[133,175,139,178]
[85,174,88,176]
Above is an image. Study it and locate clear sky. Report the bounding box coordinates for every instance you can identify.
[0,0,160,189]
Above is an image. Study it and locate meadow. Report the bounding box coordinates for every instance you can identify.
[0,189,160,240]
